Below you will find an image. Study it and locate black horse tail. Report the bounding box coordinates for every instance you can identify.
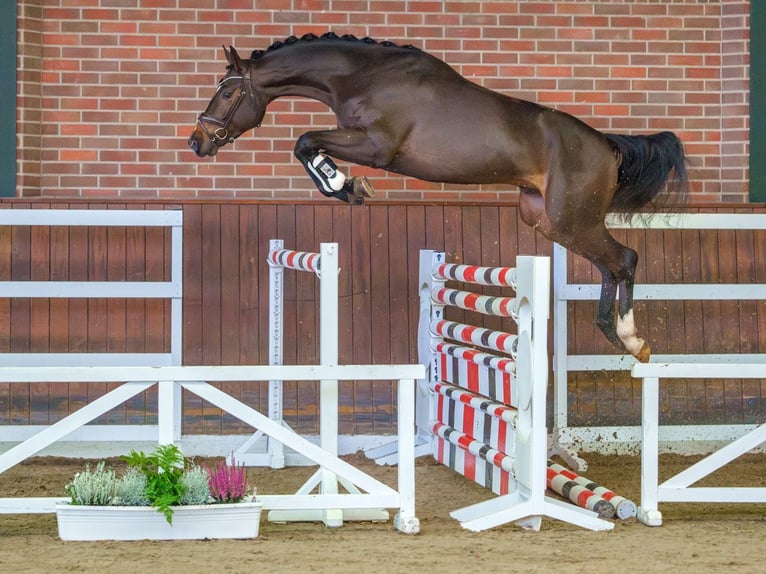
[605,131,688,219]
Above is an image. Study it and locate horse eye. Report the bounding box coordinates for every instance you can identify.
[222,91,232,100]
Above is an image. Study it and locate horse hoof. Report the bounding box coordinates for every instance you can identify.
[352,176,375,198]
[635,342,651,363]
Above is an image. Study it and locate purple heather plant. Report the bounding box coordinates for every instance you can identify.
[205,456,250,503]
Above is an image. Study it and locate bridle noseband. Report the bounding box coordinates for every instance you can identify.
[196,69,251,146]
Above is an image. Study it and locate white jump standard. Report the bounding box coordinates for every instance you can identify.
[418,250,613,531]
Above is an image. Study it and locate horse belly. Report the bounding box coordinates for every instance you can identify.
[389,132,537,186]
[388,96,546,185]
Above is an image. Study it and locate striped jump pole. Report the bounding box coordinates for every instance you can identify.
[548,462,637,519]
[267,246,321,274]
[546,466,615,518]
[431,380,517,496]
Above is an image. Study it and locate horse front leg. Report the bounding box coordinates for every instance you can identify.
[294,128,384,205]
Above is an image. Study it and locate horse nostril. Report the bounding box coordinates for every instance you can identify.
[188,136,200,153]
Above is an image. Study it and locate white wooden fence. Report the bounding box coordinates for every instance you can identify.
[553,213,766,458]
[0,209,183,446]
[633,361,766,526]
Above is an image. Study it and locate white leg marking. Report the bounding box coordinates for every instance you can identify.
[616,309,646,356]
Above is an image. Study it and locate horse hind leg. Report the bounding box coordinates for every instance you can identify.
[595,246,651,363]
[613,250,651,363]
[525,187,651,363]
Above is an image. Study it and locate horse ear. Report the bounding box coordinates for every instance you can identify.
[224,46,242,70]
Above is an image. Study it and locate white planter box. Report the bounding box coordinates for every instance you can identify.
[55,501,262,541]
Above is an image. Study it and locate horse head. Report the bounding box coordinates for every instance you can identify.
[188,46,266,157]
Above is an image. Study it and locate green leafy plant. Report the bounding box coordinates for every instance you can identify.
[65,461,117,506]
[121,444,190,524]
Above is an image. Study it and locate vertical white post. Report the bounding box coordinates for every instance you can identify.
[639,376,663,526]
[318,243,342,526]
[530,256,550,507]
[552,243,568,432]
[415,250,435,440]
[157,381,180,445]
[426,251,446,451]
[169,214,184,443]
[267,239,286,469]
[394,377,420,534]
[170,216,184,367]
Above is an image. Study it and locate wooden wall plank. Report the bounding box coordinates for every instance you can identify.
[219,203,243,431]
[238,204,264,418]
[350,205,373,434]
[9,206,31,424]
[292,203,318,433]
[89,204,112,424]
[29,204,50,425]
[0,205,11,443]
[181,204,203,433]
[125,219,145,354]
[369,206,392,364]
[145,204,168,355]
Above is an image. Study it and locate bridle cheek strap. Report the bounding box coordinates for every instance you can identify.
[196,71,250,146]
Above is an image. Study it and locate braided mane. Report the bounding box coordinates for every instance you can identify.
[250,32,418,60]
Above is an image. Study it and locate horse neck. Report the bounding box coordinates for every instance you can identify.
[252,44,356,107]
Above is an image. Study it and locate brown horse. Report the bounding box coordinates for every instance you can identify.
[188,33,687,363]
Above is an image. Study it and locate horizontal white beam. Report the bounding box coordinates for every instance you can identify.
[0,353,174,367]
[259,493,400,510]
[0,425,160,443]
[633,363,766,379]
[560,283,765,301]
[0,364,425,383]
[555,423,766,455]
[0,209,182,227]
[0,281,181,298]
[0,497,68,514]
[0,494,405,514]
[563,353,766,372]
[657,487,766,504]
[605,212,766,230]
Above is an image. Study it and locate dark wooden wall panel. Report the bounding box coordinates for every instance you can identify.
[0,201,764,434]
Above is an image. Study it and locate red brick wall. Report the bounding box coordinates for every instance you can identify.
[16,0,751,203]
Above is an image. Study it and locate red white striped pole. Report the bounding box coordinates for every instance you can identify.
[546,466,616,518]
[548,462,637,519]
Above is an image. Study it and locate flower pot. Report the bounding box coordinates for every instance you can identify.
[55,501,262,541]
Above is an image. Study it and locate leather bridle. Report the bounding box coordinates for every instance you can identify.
[195,69,251,146]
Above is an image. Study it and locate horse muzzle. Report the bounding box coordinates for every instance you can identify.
[188,128,218,157]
